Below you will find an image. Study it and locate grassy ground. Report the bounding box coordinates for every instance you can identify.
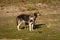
[0,14,60,40]
[0,0,60,6]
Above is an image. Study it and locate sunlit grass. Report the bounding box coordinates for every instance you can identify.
[0,14,60,40]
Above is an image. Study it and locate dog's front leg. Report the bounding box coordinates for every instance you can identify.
[29,23,32,31]
[31,23,34,31]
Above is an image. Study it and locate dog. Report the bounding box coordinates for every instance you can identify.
[16,12,41,31]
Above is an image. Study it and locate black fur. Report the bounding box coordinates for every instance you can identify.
[16,14,30,25]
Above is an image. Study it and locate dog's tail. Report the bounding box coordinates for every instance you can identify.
[16,17,18,25]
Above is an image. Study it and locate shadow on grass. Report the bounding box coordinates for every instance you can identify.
[33,24,45,29]
[20,24,45,33]
[21,24,45,29]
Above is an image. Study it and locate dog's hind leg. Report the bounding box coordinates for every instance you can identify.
[17,19,22,30]
[17,20,25,31]
[16,18,22,30]
[17,22,22,30]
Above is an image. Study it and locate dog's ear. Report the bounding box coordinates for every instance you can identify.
[37,11,42,16]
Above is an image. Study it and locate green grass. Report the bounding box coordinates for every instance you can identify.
[0,14,60,40]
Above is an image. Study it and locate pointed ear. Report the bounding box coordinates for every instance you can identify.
[35,11,40,16]
[37,11,42,16]
[37,13,41,16]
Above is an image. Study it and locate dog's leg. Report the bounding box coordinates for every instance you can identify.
[29,22,32,31]
[31,23,34,31]
[17,20,25,31]
[25,25,28,30]
[17,22,22,31]
[29,22,34,31]
[16,19,21,30]
[25,22,29,30]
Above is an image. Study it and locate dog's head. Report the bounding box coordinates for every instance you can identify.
[34,12,41,17]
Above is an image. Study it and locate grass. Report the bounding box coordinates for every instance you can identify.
[0,14,60,40]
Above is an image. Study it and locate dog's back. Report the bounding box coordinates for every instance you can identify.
[17,14,29,21]
[16,14,30,25]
